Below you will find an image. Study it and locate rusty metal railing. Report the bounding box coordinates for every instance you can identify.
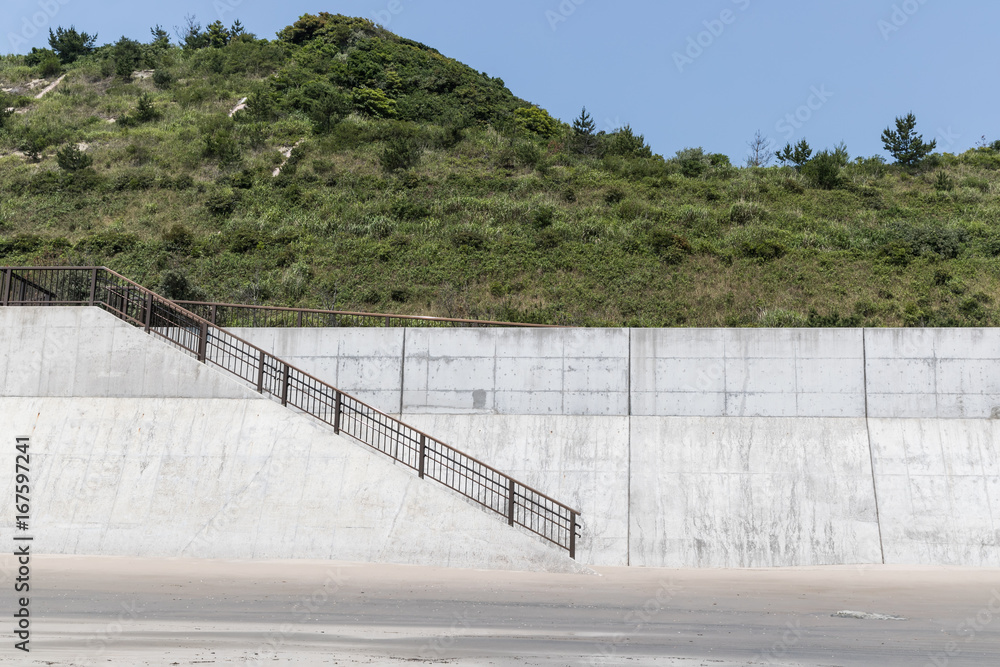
[173,301,560,329]
[0,266,580,558]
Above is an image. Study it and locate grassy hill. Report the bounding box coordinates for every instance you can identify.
[2,13,1000,327]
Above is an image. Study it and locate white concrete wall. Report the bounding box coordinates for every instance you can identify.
[0,308,253,400]
[6,308,1000,568]
[630,329,866,417]
[869,418,1000,567]
[0,397,585,573]
[0,308,585,572]
[629,416,882,568]
[232,327,630,417]
[401,328,629,416]
[227,327,404,415]
[865,329,1000,419]
[411,413,885,568]
[403,413,630,567]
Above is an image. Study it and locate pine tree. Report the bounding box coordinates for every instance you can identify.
[206,20,231,48]
[881,113,936,166]
[48,26,97,64]
[776,139,813,169]
[149,25,170,50]
[571,106,598,155]
[133,93,158,123]
[56,144,93,172]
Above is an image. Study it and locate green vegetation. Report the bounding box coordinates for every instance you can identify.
[2,13,1000,327]
[882,113,937,167]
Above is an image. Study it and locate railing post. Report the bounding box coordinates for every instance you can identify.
[256,349,266,393]
[333,390,342,434]
[418,434,426,478]
[197,321,208,362]
[297,310,303,327]
[210,304,217,325]
[280,364,289,406]
[88,268,98,306]
[569,511,577,560]
[0,268,9,306]
[385,315,390,328]
[507,478,516,527]
[144,293,153,332]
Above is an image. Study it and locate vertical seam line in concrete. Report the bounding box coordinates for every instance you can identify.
[560,332,565,415]
[398,328,407,417]
[863,328,886,565]
[627,327,632,566]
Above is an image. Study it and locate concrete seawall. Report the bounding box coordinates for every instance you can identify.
[0,309,585,573]
[229,327,1000,420]
[1,308,997,569]
[233,326,1000,568]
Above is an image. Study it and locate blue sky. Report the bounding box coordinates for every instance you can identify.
[5,0,998,162]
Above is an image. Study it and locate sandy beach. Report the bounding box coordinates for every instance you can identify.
[1,555,998,665]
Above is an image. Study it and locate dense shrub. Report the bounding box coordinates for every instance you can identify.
[205,188,241,216]
[802,150,845,189]
[227,227,262,253]
[531,207,555,229]
[38,54,62,77]
[604,125,653,158]
[451,228,486,250]
[78,230,139,255]
[0,235,46,256]
[152,68,174,88]
[670,147,731,178]
[110,36,146,78]
[159,269,202,301]
[56,144,93,172]
[201,117,242,165]
[162,224,194,252]
[118,93,159,126]
[352,86,397,119]
[734,228,790,262]
[648,229,691,264]
[514,106,561,138]
[380,137,421,173]
[729,200,764,225]
[887,222,968,260]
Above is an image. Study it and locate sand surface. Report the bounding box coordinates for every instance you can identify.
[2,555,999,665]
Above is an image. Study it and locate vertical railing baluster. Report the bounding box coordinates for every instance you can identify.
[0,268,9,306]
[507,478,516,527]
[418,434,426,478]
[88,268,98,306]
[197,321,208,362]
[333,390,342,434]
[144,293,153,332]
[280,364,289,406]
[256,349,266,393]
[569,511,577,560]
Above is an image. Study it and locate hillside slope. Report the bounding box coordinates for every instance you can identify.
[1,13,999,327]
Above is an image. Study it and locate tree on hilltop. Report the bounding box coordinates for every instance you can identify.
[48,26,97,64]
[571,106,599,155]
[882,113,936,166]
[776,139,813,169]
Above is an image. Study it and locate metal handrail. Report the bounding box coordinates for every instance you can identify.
[172,300,561,329]
[0,266,580,558]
